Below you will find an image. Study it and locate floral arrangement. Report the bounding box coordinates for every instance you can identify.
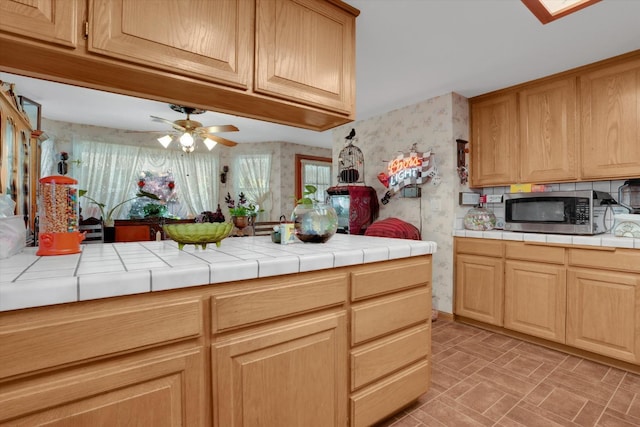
[138,170,178,202]
[225,192,262,217]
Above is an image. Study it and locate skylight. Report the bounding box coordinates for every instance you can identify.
[521,0,601,24]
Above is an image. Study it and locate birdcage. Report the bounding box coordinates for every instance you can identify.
[337,130,364,184]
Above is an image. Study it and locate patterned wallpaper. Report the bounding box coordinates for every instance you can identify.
[331,92,470,314]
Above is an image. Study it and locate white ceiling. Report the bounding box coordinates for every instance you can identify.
[2,0,639,150]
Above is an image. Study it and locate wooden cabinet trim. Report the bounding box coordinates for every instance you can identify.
[350,360,430,427]
[0,346,205,425]
[351,256,432,301]
[505,241,565,264]
[212,272,347,332]
[568,247,640,273]
[455,237,503,257]
[350,324,429,391]
[351,287,431,346]
[0,298,203,379]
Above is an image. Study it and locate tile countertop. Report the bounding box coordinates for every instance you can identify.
[453,229,640,249]
[0,234,437,312]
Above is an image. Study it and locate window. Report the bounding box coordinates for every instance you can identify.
[295,154,332,202]
[234,153,272,218]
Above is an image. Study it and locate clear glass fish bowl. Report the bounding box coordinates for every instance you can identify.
[291,202,338,243]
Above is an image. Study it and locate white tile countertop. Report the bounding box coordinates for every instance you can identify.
[453,229,640,249]
[0,234,437,312]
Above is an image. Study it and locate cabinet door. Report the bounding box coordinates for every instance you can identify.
[213,312,347,427]
[567,268,640,363]
[88,0,252,88]
[580,57,640,179]
[0,348,206,426]
[0,0,78,48]
[505,261,566,343]
[519,77,578,182]
[470,93,519,186]
[455,254,504,326]
[255,0,355,114]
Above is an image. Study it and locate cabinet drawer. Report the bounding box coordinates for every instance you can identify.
[351,256,431,301]
[456,238,503,257]
[505,242,565,264]
[0,298,202,379]
[212,273,347,332]
[351,287,430,345]
[569,248,640,273]
[351,324,429,390]
[350,360,430,427]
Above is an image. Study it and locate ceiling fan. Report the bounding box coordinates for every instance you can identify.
[147,104,239,152]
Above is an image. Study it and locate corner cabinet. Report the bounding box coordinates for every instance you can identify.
[580,57,640,180]
[0,0,358,131]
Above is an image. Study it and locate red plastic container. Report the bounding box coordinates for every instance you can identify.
[36,175,85,256]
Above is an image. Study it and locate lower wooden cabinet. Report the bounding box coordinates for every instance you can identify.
[567,268,640,363]
[1,346,206,425]
[0,255,434,426]
[349,256,432,427]
[455,254,504,326]
[213,311,347,427]
[455,237,640,367]
[504,260,566,343]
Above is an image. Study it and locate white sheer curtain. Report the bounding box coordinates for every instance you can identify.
[233,153,272,219]
[73,140,219,220]
[39,138,57,178]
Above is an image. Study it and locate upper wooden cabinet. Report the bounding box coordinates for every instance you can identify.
[519,76,578,183]
[255,0,355,114]
[580,57,640,180]
[0,0,358,131]
[469,50,640,187]
[0,0,78,48]
[470,93,519,186]
[88,0,252,89]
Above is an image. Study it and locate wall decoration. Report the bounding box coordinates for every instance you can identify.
[377,143,440,204]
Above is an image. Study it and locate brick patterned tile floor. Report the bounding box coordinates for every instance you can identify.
[375,319,640,427]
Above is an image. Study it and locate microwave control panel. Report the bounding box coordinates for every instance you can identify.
[574,198,590,224]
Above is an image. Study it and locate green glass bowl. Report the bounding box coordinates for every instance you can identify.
[163,222,233,250]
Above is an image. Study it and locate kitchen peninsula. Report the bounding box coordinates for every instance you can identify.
[0,234,436,427]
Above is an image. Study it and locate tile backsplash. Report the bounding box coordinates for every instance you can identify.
[455,179,630,231]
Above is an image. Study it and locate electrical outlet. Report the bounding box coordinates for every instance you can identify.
[486,194,503,203]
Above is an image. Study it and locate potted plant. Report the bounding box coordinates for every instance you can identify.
[79,189,159,242]
[225,192,262,235]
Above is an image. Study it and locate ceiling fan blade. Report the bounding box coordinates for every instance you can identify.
[125,130,170,134]
[150,115,186,131]
[198,124,239,133]
[204,134,238,147]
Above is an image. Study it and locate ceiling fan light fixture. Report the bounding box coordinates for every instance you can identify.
[157,134,173,148]
[179,132,195,148]
[203,137,217,151]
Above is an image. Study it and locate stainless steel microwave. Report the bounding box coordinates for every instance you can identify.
[503,190,617,235]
